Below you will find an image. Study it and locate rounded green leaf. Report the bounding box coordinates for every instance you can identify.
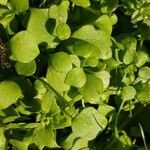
[72,107,107,140]
[110,14,118,25]
[27,9,58,48]
[136,48,149,68]
[95,15,112,35]
[9,31,39,63]
[135,83,150,102]
[15,60,36,76]
[70,55,80,67]
[51,52,72,72]
[10,0,29,12]
[56,23,71,40]
[73,41,92,58]
[139,67,150,80]
[0,81,22,109]
[121,86,136,101]
[79,74,103,103]
[71,0,90,7]
[46,66,70,92]
[65,68,86,88]
[94,71,110,89]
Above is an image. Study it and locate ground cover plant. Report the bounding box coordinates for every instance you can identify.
[0,0,150,149]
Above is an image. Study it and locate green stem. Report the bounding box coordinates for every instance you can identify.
[114,100,125,138]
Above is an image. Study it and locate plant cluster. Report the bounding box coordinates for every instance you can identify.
[0,0,150,149]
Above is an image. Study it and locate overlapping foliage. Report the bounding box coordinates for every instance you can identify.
[0,0,150,149]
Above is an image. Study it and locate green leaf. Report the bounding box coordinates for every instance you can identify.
[134,83,150,102]
[94,71,110,89]
[121,86,136,101]
[34,79,47,97]
[79,74,103,103]
[85,56,99,67]
[136,50,149,68]
[46,66,70,93]
[56,23,71,40]
[0,0,7,5]
[15,60,36,76]
[53,106,75,129]
[94,15,112,35]
[49,1,69,24]
[51,52,72,72]
[110,14,118,25]
[0,10,14,27]
[71,137,89,150]
[98,103,115,116]
[119,36,137,65]
[41,91,60,114]
[0,81,22,109]
[10,0,29,12]
[71,0,90,8]
[9,31,39,63]
[0,128,6,150]
[72,107,107,140]
[10,139,28,150]
[73,40,92,58]
[72,25,112,60]
[33,123,59,149]
[27,8,58,48]
[65,67,86,88]
[138,67,150,81]
[70,55,80,67]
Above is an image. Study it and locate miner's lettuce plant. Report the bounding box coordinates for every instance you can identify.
[0,0,150,149]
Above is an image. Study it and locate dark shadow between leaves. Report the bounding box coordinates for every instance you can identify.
[45,18,56,35]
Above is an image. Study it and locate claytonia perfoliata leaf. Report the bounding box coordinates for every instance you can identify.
[70,55,80,67]
[33,123,59,149]
[138,67,150,81]
[134,83,150,102]
[72,107,107,140]
[121,86,136,101]
[0,10,14,28]
[136,49,149,68]
[73,40,92,58]
[119,36,137,65]
[65,67,86,88]
[41,91,60,115]
[10,139,28,150]
[71,137,89,150]
[54,106,75,129]
[10,0,29,13]
[56,23,71,40]
[73,25,112,60]
[79,74,103,103]
[51,52,72,73]
[9,31,39,63]
[34,79,47,97]
[94,71,110,89]
[0,81,22,109]
[49,1,69,24]
[15,60,36,76]
[27,8,58,48]
[71,0,90,8]
[98,103,115,116]
[0,128,6,150]
[94,15,113,35]
[46,66,70,93]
